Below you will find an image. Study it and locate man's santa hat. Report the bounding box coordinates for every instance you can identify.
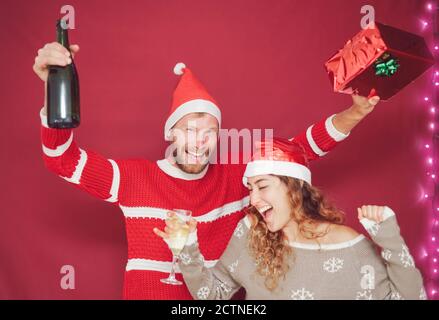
[164,62,222,140]
[242,137,312,186]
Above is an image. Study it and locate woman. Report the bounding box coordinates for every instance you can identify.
[154,137,426,300]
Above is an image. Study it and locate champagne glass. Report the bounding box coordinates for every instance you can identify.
[160,209,192,285]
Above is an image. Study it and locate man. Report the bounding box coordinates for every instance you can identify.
[33,42,380,299]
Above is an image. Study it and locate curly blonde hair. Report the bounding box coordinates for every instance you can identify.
[246,176,345,291]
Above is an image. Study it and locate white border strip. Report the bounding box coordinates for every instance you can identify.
[325,114,350,142]
[126,258,218,273]
[289,235,365,250]
[242,160,311,185]
[156,159,209,180]
[306,125,327,157]
[120,206,168,219]
[62,148,87,184]
[40,107,49,128]
[106,159,120,203]
[196,196,249,222]
[120,196,249,222]
[42,132,74,157]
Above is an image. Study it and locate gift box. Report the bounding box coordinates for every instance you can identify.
[325,22,435,100]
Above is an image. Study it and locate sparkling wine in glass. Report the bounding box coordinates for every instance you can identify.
[160,209,192,285]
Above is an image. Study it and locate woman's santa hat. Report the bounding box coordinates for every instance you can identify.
[164,62,222,140]
[243,137,312,186]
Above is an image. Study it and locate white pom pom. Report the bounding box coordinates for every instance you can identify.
[173,62,186,75]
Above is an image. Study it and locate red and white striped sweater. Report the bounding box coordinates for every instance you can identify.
[39,109,348,299]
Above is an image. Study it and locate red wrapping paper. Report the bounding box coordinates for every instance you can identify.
[325,22,435,100]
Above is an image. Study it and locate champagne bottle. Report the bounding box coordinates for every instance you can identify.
[47,19,80,128]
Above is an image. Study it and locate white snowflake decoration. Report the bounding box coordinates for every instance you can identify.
[398,244,415,268]
[420,287,427,300]
[197,286,210,300]
[290,288,315,300]
[218,280,232,293]
[390,291,403,300]
[323,257,344,273]
[234,222,244,238]
[228,260,239,273]
[356,290,373,300]
[365,223,380,236]
[381,249,392,262]
[179,253,192,265]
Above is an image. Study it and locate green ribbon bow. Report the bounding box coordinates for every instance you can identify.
[375,54,400,77]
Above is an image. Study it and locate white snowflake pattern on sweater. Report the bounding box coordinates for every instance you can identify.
[228,260,239,273]
[214,281,232,300]
[323,257,344,273]
[197,286,210,300]
[356,290,373,300]
[234,222,244,238]
[365,222,380,236]
[381,249,392,262]
[290,288,315,300]
[398,244,415,268]
[390,291,403,300]
[219,280,232,293]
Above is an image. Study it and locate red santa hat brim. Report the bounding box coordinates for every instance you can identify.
[242,160,312,186]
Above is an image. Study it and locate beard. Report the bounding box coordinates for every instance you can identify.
[173,147,211,174]
[175,162,208,174]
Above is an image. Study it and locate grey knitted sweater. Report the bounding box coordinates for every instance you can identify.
[178,207,426,300]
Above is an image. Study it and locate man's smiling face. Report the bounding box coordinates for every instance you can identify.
[169,112,219,174]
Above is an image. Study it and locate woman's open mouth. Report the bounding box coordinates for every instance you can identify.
[258,205,274,222]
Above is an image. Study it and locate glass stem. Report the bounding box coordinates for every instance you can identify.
[169,255,179,280]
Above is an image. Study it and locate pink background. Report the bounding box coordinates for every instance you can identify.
[0,0,436,299]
